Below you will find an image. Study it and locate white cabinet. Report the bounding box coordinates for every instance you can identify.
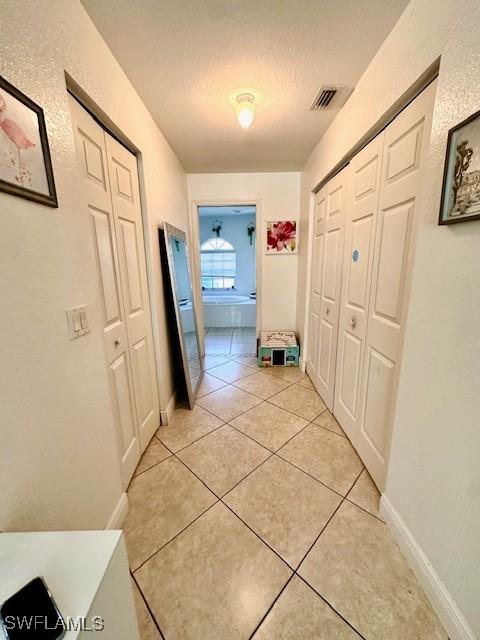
[0,531,139,640]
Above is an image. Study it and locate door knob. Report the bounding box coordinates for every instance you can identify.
[114,339,121,346]
[349,318,356,328]
[326,308,330,315]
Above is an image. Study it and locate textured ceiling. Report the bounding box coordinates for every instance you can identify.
[82,0,409,172]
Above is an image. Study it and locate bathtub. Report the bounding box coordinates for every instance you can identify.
[203,294,251,305]
[202,293,256,327]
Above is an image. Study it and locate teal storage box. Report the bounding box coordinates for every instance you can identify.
[258,331,299,367]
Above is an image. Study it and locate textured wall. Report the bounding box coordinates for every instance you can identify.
[297,0,480,635]
[0,0,187,530]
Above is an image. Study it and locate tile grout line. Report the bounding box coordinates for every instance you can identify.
[176,442,274,502]
[247,573,296,639]
[273,451,352,500]
[294,574,368,640]
[225,420,304,456]
[173,455,224,499]
[132,455,368,639]
[229,373,305,402]
[220,499,295,571]
[131,453,174,480]
[159,422,227,457]
[343,496,385,524]
[131,571,166,640]
[197,383,327,425]
[129,383,381,639]
[132,498,220,574]
[293,465,365,572]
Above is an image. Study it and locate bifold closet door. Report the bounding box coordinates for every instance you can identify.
[104,136,159,451]
[334,134,384,442]
[69,95,160,488]
[313,167,349,410]
[307,186,327,387]
[69,95,141,487]
[357,80,436,489]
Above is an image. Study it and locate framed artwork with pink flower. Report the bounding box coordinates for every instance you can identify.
[266,220,298,254]
[0,75,57,207]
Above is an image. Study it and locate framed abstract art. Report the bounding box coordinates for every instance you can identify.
[0,75,57,207]
[266,220,298,254]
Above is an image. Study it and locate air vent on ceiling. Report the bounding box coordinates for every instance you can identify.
[310,85,351,111]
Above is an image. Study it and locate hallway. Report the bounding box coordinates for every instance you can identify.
[126,356,446,639]
[2,1,479,638]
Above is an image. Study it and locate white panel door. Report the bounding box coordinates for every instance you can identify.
[315,166,349,410]
[68,95,140,487]
[307,186,327,385]
[357,80,436,489]
[334,134,384,441]
[105,135,159,450]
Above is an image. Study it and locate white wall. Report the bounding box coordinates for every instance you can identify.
[0,0,187,531]
[188,173,300,331]
[199,213,256,296]
[297,0,480,635]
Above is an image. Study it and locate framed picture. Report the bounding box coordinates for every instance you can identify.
[266,220,298,254]
[439,108,480,225]
[0,75,57,207]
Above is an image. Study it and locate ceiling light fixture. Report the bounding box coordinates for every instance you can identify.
[236,93,255,130]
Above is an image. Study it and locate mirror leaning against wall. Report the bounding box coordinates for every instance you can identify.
[163,222,202,407]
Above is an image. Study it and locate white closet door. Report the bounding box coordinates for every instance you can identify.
[357,80,436,489]
[315,166,349,410]
[334,134,384,441]
[307,186,327,386]
[68,95,140,487]
[105,135,160,451]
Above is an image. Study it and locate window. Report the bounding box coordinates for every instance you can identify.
[200,237,236,290]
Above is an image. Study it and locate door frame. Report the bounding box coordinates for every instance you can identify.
[301,191,316,373]
[189,198,262,353]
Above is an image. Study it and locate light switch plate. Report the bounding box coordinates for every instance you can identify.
[66,305,89,340]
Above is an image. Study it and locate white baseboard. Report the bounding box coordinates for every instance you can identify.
[380,496,475,640]
[160,391,176,426]
[299,358,307,373]
[106,492,129,530]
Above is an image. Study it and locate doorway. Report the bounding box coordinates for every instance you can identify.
[197,205,257,356]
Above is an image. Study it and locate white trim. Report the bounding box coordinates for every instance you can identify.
[380,496,475,640]
[190,198,262,337]
[301,192,316,369]
[160,390,177,425]
[106,492,129,530]
[299,357,307,373]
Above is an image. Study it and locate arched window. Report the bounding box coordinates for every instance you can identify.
[200,237,236,290]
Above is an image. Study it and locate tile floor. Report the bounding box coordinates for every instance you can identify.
[126,352,447,640]
[204,326,257,356]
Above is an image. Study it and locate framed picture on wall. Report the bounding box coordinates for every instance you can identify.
[439,108,480,225]
[0,75,57,207]
[266,220,298,254]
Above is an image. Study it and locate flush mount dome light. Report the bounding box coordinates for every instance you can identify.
[236,93,255,130]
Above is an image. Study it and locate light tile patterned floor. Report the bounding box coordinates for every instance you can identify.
[126,362,447,640]
[204,326,257,356]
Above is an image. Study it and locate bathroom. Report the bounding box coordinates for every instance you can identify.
[198,205,257,356]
